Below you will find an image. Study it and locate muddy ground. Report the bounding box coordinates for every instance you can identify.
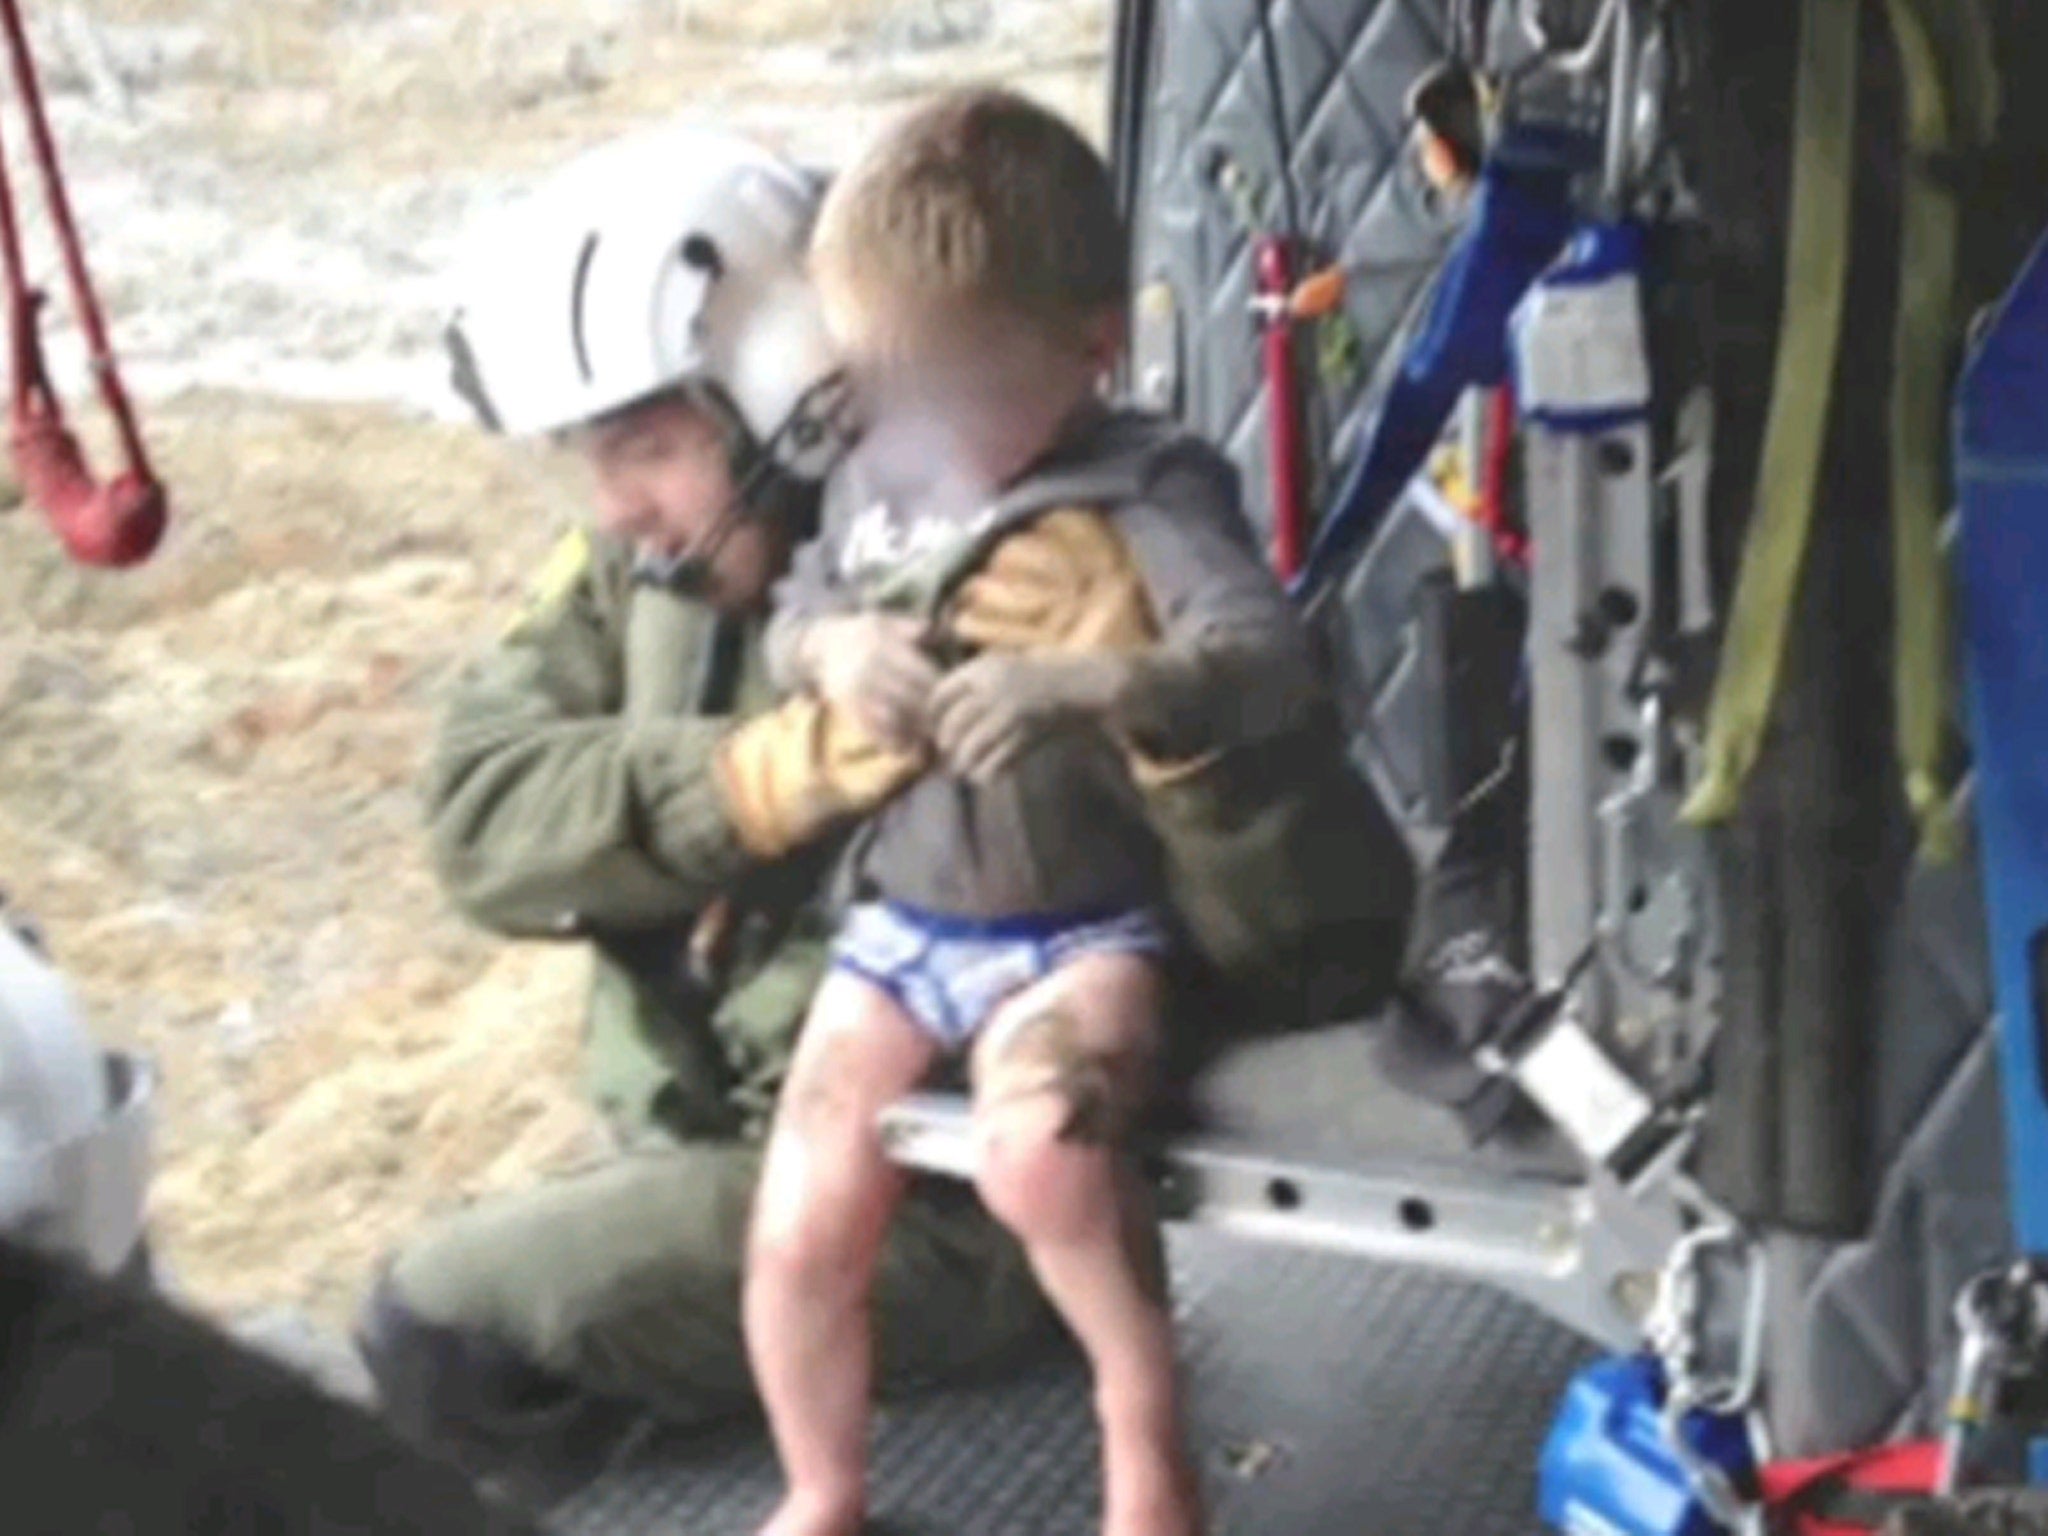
[0,0,1108,1331]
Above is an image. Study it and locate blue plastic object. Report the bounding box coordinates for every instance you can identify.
[1956,224,2048,1485]
[1293,125,1592,598]
[1511,221,1654,437]
[1538,1356,1753,1536]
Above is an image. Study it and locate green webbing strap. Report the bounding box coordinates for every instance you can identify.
[1686,0,1999,861]
[1682,0,1863,829]
[1882,0,1997,863]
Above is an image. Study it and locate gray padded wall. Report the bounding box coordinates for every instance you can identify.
[1123,0,1462,836]
[1119,0,2012,1458]
[1764,794,2009,1456]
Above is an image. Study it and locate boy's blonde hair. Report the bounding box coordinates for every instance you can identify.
[812,87,1129,348]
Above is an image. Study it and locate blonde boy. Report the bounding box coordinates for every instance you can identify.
[747,87,1319,1536]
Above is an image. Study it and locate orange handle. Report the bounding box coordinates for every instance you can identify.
[1289,265,1348,320]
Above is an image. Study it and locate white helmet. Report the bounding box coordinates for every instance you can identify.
[0,909,152,1276]
[443,121,851,481]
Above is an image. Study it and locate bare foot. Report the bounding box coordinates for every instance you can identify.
[757,1488,864,1536]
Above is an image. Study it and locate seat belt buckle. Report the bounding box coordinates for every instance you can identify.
[1481,986,1681,1183]
[1511,1013,1673,1180]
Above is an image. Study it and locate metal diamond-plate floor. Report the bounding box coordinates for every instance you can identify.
[546,1231,1590,1536]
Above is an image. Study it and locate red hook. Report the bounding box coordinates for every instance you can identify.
[13,406,165,567]
[0,0,166,567]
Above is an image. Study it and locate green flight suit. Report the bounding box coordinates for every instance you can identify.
[385,528,1055,1429]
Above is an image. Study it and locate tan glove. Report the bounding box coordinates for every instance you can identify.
[945,508,1158,655]
[713,694,927,860]
[943,507,1219,781]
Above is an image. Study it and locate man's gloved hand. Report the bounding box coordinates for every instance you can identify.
[793,613,941,750]
[714,693,927,859]
[926,650,1128,784]
[946,508,1158,655]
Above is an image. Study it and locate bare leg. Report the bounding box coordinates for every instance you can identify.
[971,953,1204,1536]
[748,971,936,1536]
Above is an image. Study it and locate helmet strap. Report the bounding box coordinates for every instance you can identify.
[633,374,854,595]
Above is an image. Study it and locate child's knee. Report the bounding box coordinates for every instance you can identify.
[972,1027,1135,1244]
[747,1211,829,1292]
[749,1122,895,1283]
[749,1169,872,1289]
[974,1100,1113,1243]
[972,990,1151,1231]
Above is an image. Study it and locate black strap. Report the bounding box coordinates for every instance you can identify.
[697,614,747,716]
[1785,1471,1934,1529]
[1449,0,1498,67]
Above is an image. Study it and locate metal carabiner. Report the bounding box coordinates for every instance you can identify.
[1648,1219,1772,1533]
[1517,0,1625,75]
[1649,1222,1768,1417]
[1512,0,1667,213]
[1935,1262,2048,1494]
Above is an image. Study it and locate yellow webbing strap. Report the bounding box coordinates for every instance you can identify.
[1684,0,1996,862]
[1682,0,1863,830]
[1881,0,1997,863]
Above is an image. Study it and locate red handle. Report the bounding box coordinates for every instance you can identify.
[1257,235,1307,582]
[1477,383,1529,567]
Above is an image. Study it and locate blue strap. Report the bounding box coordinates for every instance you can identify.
[1293,126,1593,599]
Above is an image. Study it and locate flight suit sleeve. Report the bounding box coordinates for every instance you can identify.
[424,530,756,939]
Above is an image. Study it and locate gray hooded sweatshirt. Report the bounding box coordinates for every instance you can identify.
[766,406,1320,921]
